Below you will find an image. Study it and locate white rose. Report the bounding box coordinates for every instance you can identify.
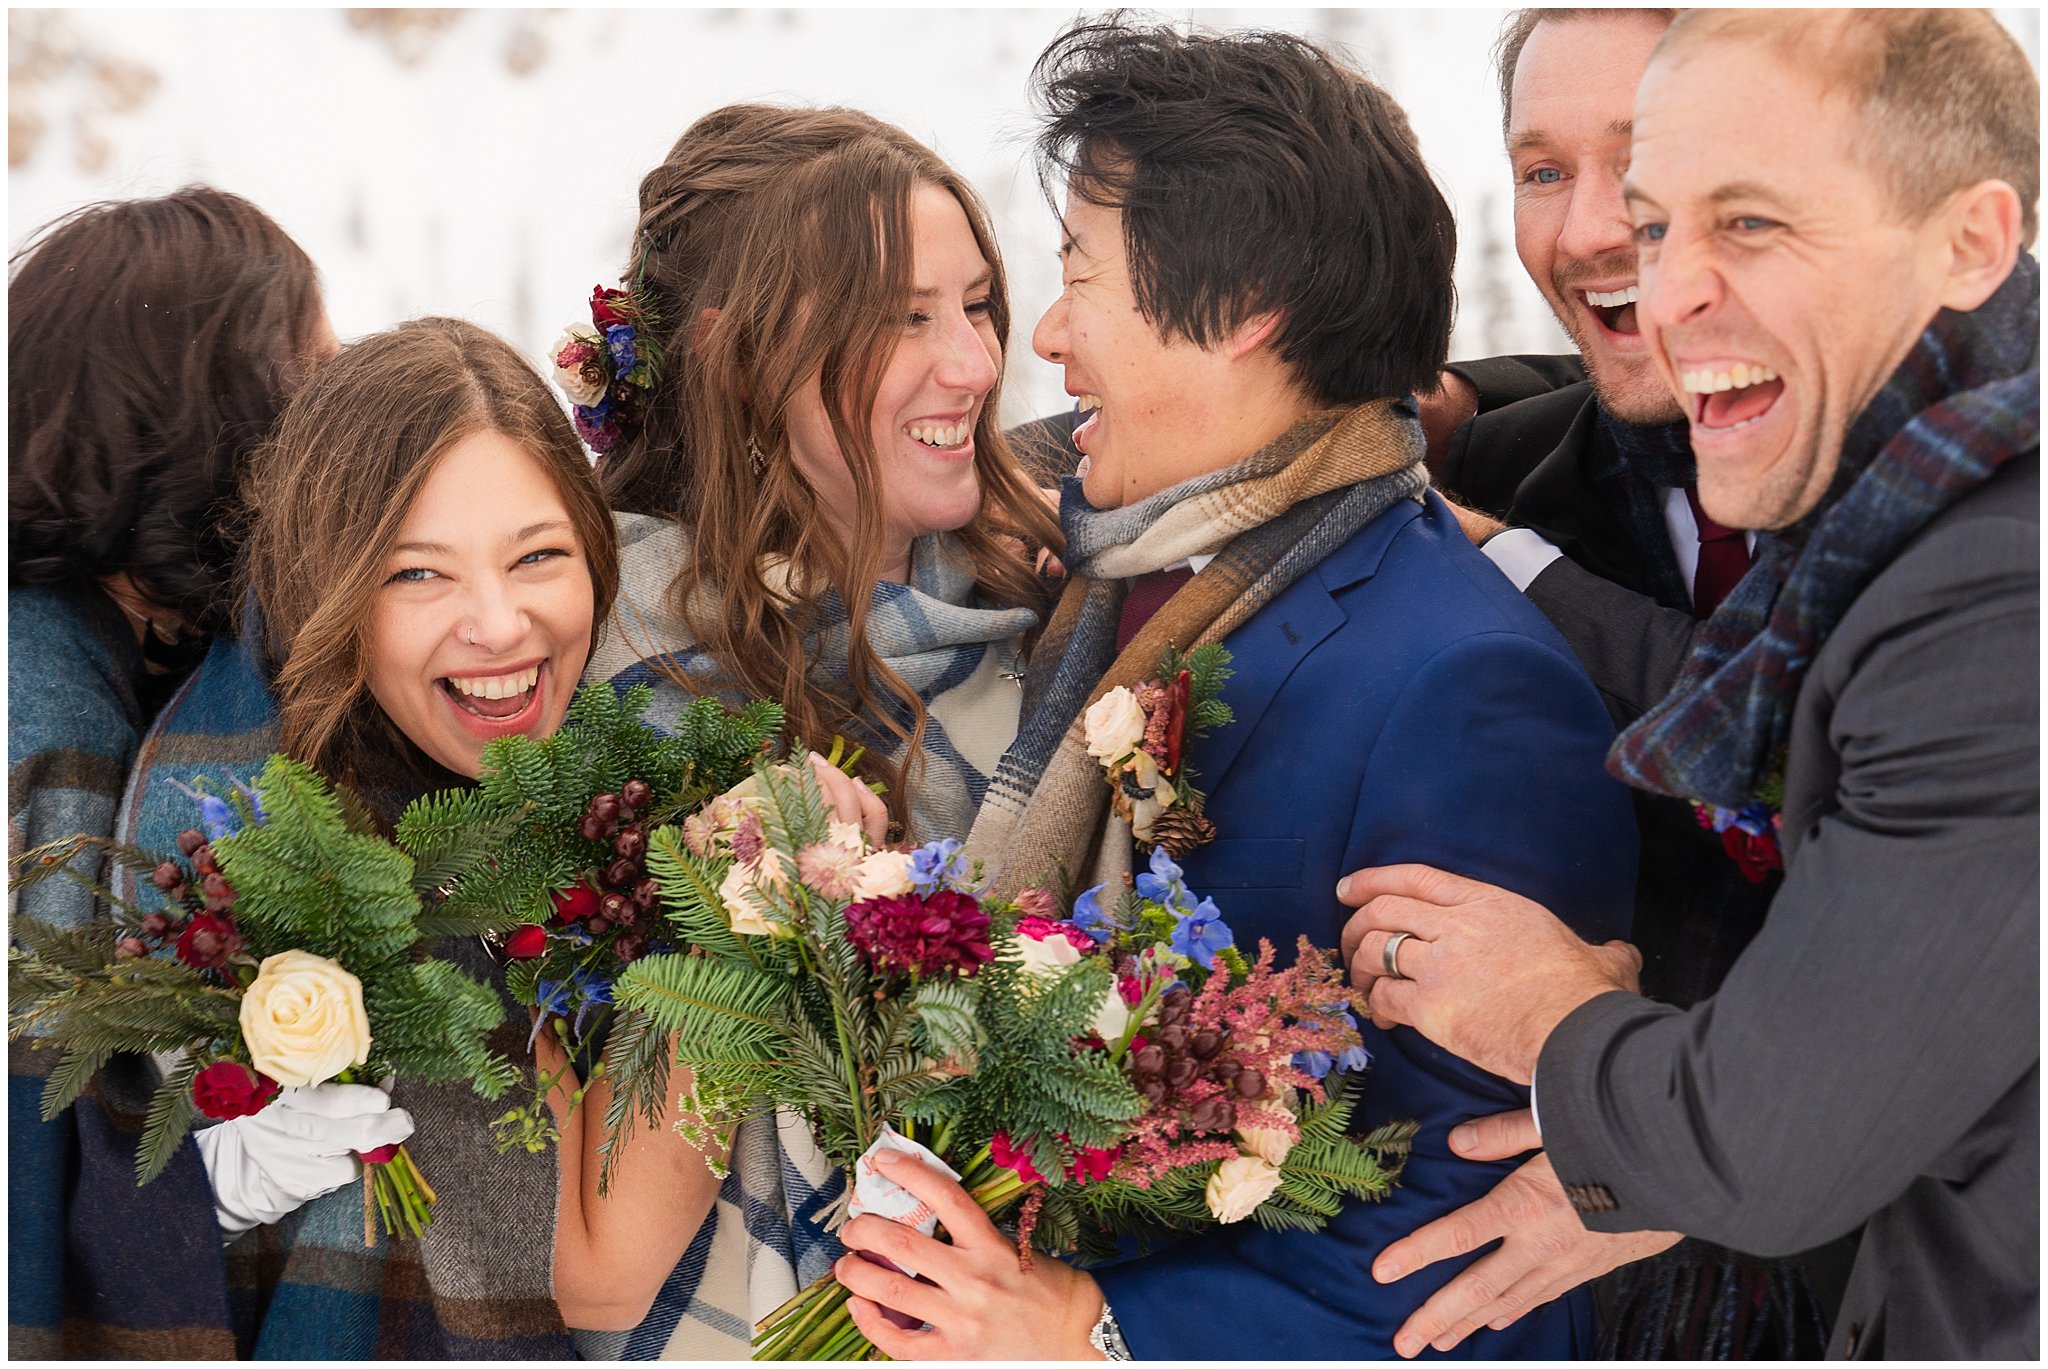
[239,950,372,1088]
[1205,1154,1284,1224]
[550,326,608,406]
[1235,1121,1296,1166]
[850,849,915,901]
[1012,931,1085,980]
[1083,687,1148,765]
[1091,981,1134,1042]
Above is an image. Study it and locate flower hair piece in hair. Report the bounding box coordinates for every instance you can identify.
[550,285,662,456]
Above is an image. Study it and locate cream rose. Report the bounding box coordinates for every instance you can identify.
[550,326,608,406]
[1235,1121,1296,1166]
[850,849,916,901]
[239,950,372,1088]
[1012,931,1086,980]
[1205,1154,1284,1223]
[1083,687,1148,765]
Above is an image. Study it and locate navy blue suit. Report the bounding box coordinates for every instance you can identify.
[1092,492,1637,1358]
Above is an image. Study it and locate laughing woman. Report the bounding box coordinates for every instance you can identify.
[81,317,619,1358]
[544,105,1063,1356]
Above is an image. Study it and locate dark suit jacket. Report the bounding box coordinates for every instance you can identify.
[1091,492,1639,1358]
[1540,456,2040,1360]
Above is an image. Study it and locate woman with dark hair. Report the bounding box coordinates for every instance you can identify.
[8,186,332,931]
[28,317,622,1357]
[544,104,1064,1356]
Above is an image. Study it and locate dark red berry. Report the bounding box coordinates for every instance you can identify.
[1235,1068,1267,1100]
[150,861,184,891]
[578,814,609,843]
[588,792,620,822]
[191,846,218,876]
[601,893,630,922]
[631,877,660,911]
[1211,1059,1241,1085]
[140,912,172,939]
[603,856,640,889]
[1188,1096,1236,1132]
[202,873,236,904]
[176,829,207,857]
[612,932,647,961]
[613,825,646,860]
[586,915,611,936]
[115,936,148,960]
[615,805,636,824]
[621,778,652,810]
[1165,1056,1200,1089]
[1189,1029,1224,1060]
[1132,1044,1166,1077]
[1140,1079,1168,1106]
[1157,1024,1189,1053]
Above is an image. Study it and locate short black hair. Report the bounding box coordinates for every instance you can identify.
[8,187,324,636]
[1032,19,1456,406]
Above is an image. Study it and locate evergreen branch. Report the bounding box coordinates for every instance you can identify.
[137,1055,202,1185]
[38,1041,116,1120]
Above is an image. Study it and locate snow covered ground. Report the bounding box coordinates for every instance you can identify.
[9,7,2038,425]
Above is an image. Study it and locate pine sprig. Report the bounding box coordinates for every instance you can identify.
[137,1054,202,1184]
[595,1005,674,1193]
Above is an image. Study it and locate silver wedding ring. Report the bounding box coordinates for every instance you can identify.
[1382,930,1415,980]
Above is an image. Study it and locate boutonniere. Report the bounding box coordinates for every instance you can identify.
[1082,644,1233,858]
[1693,765,1785,883]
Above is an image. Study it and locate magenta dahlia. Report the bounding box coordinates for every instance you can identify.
[843,889,993,979]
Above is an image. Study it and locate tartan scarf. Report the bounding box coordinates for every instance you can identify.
[1611,254,2040,810]
[965,399,1428,895]
[587,514,1039,841]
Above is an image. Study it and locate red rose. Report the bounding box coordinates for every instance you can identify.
[176,911,242,971]
[590,286,631,328]
[550,884,600,924]
[505,924,549,959]
[1720,826,1783,883]
[191,1061,280,1120]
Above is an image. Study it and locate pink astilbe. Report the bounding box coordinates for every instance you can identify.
[1133,678,1172,767]
[1107,938,1357,1191]
[730,808,767,868]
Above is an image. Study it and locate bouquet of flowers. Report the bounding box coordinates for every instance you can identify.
[8,756,517,1242]
[598,761,1411,1360]
[396,680,791,1165]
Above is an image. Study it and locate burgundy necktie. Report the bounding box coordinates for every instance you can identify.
[1685,483,1752,618]
[1116,566,1196,651]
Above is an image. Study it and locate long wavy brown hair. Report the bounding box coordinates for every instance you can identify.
[599,104,1062,834]
[241,317,620,794]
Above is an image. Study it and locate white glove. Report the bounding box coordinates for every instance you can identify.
[194,1083,415,1238]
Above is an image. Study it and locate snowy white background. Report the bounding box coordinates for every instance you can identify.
[10,7,2039,425]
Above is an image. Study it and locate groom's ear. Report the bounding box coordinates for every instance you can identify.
[1220,309,1282,361]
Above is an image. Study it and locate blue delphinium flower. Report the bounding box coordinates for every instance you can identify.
[1133,846,1195,912]
[1332,1011,1372,1073]
[1293,1049,1335,1080]
[1071,883,1113,944]
[1169,895,1234,969]
[571,973,614,1040]
[169,780,241,842]
[605,322,637,373]
[909,837,969,893]
[231,778,268,827]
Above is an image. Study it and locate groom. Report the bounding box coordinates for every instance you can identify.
[1343,9,2038,1359]
[833,19,1638,1359]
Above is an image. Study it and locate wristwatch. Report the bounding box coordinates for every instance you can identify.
[1087,1299,1133,1360]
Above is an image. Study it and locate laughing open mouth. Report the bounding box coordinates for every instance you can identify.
[442,664,540,721]
[1682,363,1784,430]
[1582,285,1640,336]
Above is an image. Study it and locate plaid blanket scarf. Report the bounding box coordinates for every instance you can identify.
[964,399,1427,895]
[1611,254,2040,810]
[576,513,1039,1357]
[47,629,574,1359]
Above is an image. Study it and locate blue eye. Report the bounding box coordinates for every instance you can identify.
[386,566,436,585]
[1633,222,1668,244]
[1732,216,1775,232]
[1530,167,1564,186]
[517,548,569,567]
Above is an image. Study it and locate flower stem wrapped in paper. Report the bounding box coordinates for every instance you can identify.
[8,756,516,1241]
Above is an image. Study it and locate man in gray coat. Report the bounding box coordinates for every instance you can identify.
[1339,9,2037,1359]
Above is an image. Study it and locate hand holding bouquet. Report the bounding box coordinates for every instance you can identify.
[9,756,516,1241]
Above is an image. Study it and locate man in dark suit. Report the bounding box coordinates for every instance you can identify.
[1343,9,2038,1359]
[829,18,1639,1359]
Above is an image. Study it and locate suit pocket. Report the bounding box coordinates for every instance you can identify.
[1189,837,1306,890]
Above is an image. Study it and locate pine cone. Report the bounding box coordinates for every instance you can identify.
[1149,807,1217,858]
